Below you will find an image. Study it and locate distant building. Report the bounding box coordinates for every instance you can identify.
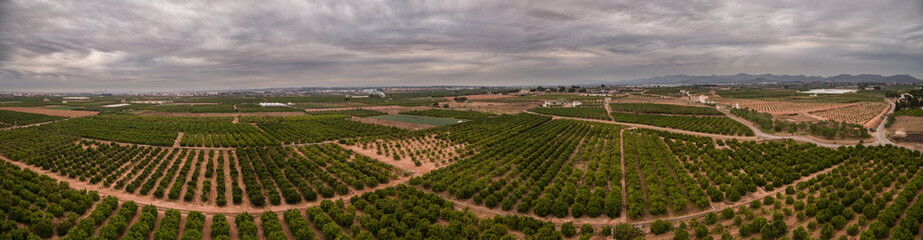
[102,103,130,108]
[258,102,288,107]
[42,98,50,102]
[63,96,89,100]
[799,89,858,94]
[697,95,710,103]
[543,99,584,107]
[131,100,171,105]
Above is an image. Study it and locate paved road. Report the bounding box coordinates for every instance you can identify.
[873,98,896,146]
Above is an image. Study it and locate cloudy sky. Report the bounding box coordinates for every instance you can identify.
[1,0,921,91]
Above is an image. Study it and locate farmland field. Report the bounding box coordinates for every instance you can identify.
[1,88,922,240]
[810,102,888,125]
[45,106,83,110]
[609,103,722,115]
[400,108,496,119]
[366,114,466,126]
[0,109,66,126]
[528,106,611,120]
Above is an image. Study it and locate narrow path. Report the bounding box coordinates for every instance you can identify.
[526,110,758,141]
[0,118,67,131]
[619,129,628,223]
[174,132,184,148]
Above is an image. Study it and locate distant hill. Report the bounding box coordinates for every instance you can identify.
[616,73,922,85]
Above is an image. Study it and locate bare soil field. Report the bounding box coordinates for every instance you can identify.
[775,112,820,122]
[137,111,304,117]
[889,116,923,134]
[351,116,433,130]
[0,106,98,117]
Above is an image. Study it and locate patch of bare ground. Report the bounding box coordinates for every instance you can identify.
[890,116,923,134]
[0,106,98,117]
[351,116,434,130]
[174,132,184,147]
[620,129,628,223]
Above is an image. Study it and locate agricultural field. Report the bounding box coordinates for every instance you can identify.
[14,114,398,147]
[352,134,471,167]
[731,107,871,139]
[717,99,849,115]
[145,104,237,113]
[609,103,722,115]
[304,109,387,117]
[610,112,753,136]
[414,119,626,219]
[528,106,612,120]
[895,108,923,116]
[810,102,888,125]
[0,109,66,126]
[3,89,923,240]
[366,114,466,126]
[400,109,496,119]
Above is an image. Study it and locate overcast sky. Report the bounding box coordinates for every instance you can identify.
[1,0,921,91]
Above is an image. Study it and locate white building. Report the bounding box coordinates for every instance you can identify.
[697,95,710,103]
[258,102,288,107]
[131,100,171,105]
[799,89,858,94]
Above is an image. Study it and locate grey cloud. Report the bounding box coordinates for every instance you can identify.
[527,9,576,21]
[0,0,921,91]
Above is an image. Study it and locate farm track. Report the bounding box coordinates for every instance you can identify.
[0,118,67,130]
[527,110,757,141]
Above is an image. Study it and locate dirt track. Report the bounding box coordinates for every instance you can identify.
[0,106,98,117]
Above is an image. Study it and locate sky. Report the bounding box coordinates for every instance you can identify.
[1,0,922,92]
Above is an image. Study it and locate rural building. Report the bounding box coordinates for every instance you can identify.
[799,89,858,94]
[102,103,130,108]
[697,95,710,103]
[63,96,89,100]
